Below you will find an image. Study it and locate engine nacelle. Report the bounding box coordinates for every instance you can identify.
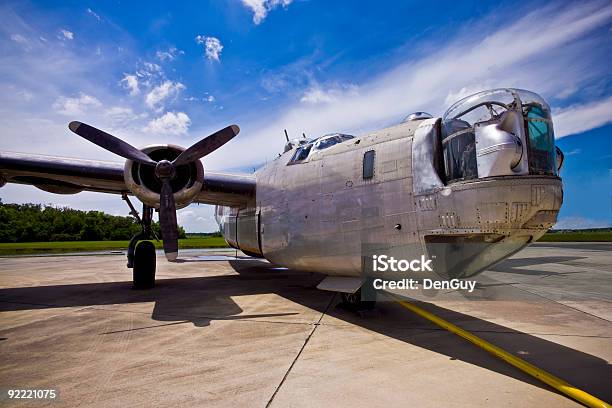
[123,144,204,209]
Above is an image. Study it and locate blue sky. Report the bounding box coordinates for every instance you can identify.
[0,0,611,231]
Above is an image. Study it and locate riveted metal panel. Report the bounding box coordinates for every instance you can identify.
[531,185,545,205]
[510,202,530,223]
[417,195,437,211]
[477,202,508,226]
[440,212,460,228]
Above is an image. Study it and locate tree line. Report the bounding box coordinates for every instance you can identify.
[0,201,186,242]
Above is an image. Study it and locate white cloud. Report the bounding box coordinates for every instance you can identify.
[126,62,164,90]
[87,8,101,21]
[300,83,358,104]
[301,87,333,104]
[10,33,27,44]
[553,96,612,138]
[241,0,293,24]
[556,85,578,100]
[59,29,74,40]
[144,111,191,135]
[52,93,101,116]
[443,84,497,106]
[104,106,145,126]
[260,74,289,94]
[184,94,214,103]
[9,33,32,51]
[121,74,139,96]
[177,207,217,232]
[195,35,223,61]
[201,1,612,170]
[140,62,162,76]
[105,106,133,116]
[156,47,184,61]
[144,80,185,110]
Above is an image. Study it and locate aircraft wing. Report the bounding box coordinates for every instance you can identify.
[0,151,255,207]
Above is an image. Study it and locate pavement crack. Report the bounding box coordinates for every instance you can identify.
[265,294,336,408]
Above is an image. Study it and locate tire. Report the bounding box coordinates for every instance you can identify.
[133,241,156,289]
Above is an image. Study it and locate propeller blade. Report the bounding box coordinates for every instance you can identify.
[159,178,179,261]
[69,121,157,166]
[173,125,239,166]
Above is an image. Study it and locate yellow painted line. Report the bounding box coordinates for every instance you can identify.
[394,297,610,408]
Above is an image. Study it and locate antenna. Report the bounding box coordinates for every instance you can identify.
[302,132,306,139]
[284,129,289,142]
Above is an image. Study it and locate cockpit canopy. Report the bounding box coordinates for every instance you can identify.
[289,133,355,164]
[441,88,557,182]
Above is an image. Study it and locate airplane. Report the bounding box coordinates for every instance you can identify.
[0,88,564,309]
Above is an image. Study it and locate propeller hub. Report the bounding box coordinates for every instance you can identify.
[155,160,175,179]
[68,120,240,261]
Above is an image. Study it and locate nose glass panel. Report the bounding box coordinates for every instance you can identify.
[441,88,558,182]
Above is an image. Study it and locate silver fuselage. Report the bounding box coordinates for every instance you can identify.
[216,116,562,279]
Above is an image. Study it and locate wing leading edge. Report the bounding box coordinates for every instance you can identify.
[0,151,255,207]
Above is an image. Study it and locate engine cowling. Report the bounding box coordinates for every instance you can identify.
[123,144,204,209]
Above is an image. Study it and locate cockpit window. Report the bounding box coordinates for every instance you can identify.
[290,144,313,163]
[315,137,335,150]
[288,133,355,164]
[441,119,477,182]
[314,133,355,151]
[315,136,340,150]
[524,103,556,176]
[441,93,514,183]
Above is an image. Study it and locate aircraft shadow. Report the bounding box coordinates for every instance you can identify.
[532,243,612,252]
[488,255,588,276]
[0,258,610,401]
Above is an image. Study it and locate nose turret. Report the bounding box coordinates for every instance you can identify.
[410,89,563,279]
[440,88,560,182]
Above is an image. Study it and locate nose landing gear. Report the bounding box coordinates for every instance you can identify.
[340,290,376,311]
[339,281,377,312]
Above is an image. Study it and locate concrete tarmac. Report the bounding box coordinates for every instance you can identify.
[0,243,610,407]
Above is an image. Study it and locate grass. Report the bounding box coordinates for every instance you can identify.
[1,230,609,256]
[537,231,612,242]
[0,236,228,256]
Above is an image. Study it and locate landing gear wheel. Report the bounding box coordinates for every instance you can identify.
[340,288,376,311]
[132,241,156,290]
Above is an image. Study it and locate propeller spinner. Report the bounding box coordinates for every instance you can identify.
[69,121,240,261]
